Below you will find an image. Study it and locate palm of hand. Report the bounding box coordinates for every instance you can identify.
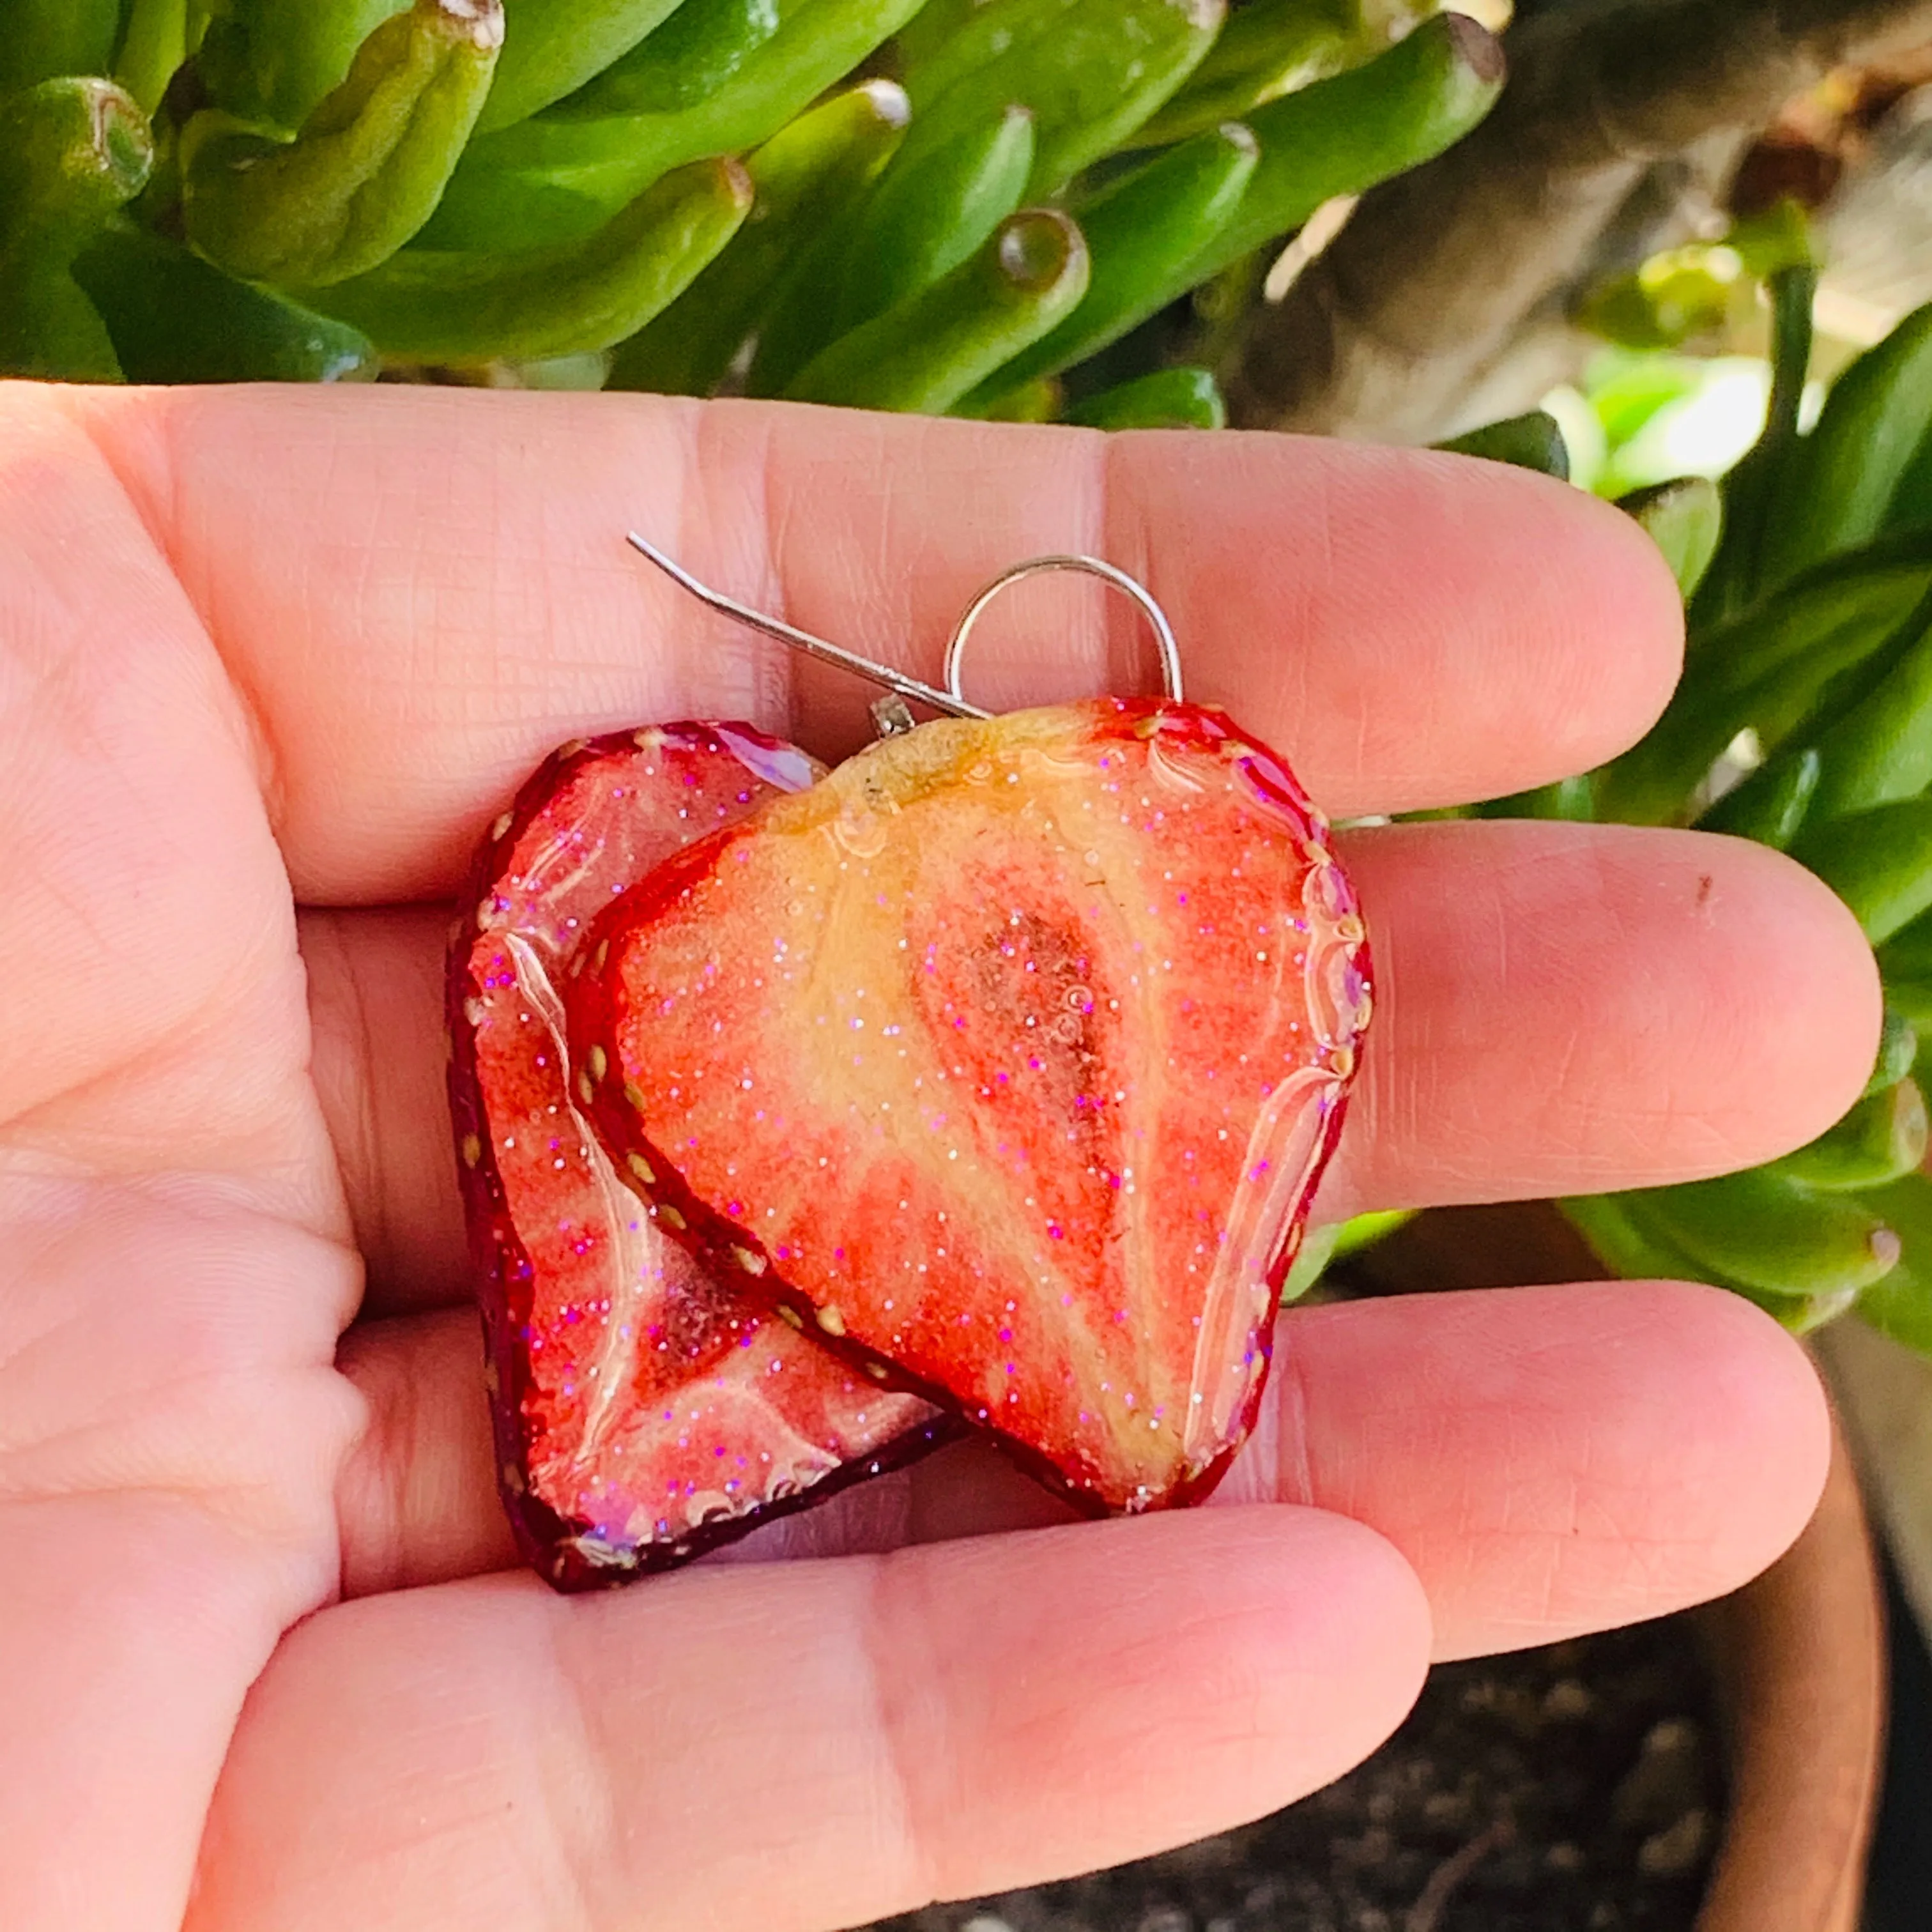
[1,381,1867,1932]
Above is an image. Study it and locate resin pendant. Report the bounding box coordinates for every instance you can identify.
[448,725,949,1590]
[568,700,1371,1515]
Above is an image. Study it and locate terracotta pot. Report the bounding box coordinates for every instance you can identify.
[1694,1424,1884,1932]
[1340,1204,1888,1932]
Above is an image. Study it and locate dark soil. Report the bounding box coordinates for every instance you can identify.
[864,1615,1722,1932]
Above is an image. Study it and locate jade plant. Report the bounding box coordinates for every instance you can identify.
[1405,266,1932,1360]
[1546,270,1932,1357]
[0,0,1504,410]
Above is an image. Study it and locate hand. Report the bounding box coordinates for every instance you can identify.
[0,382,1869,1931]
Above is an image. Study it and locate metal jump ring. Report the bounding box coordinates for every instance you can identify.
[943,554,1184,712]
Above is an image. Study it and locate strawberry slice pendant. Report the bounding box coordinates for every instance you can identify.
[456,543,1370,1583]
[568,607,1370,1512]
[449,724,948,1588]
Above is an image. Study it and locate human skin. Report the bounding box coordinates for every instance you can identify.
[0,381,1869,1932]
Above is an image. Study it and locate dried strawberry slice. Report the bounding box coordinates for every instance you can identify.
[570,701,1371,1515]
[449,724,949,1589]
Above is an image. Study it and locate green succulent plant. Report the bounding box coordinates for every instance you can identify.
[0,0,1503,408]
[1560,270,1932,1358]
[1411,265,1932,1360]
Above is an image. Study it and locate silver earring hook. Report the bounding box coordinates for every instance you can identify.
[943,554,1183,712]
[627,533,1184,726]
[627,532,989,721]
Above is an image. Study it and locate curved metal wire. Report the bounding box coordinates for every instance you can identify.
[944,555,1183,712]
[627,532,988,720]
[627,535,1184,724]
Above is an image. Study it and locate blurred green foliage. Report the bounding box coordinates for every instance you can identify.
[0,0,1501,393]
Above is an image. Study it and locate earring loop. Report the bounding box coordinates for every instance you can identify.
[944,555,1184,713]
[626,534,1185,725]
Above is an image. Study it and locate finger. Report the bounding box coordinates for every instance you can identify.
[0,383,323,1184]
[1331,820,1879,1218]
[193,1510,1427,1932]
[302,906,469,1312]
[333,1297,1083,1597]
[67,386,1681,903]
[334,1300,517,1592]
[334,1280,1829,1663]
[307,822,1878,1313]
[1243,1280,1830,1660]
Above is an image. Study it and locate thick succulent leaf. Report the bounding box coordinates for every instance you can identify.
[423,0,921,249]
[1854,1172,1932,1356]
[115,0,195,111]
[608,78,907,397]
[0,0,126,98]
[0,77,153,249]
[1795,799,1932,945]
[1618,477,1722,602]
[1138,0,1441,146]
[559,0,785,118]
[310,153,749,364]
[1598,536,1932,826]
[1616,1170,1901,1302]
[960,120,1257,401]
[893,0,1223,198]
[1187,13,1504,284]
[182,0,503,288]
[780,208,1088,414]
[1761,300,1932,588]
[475,0,691,134]
[1437,410,1570,480]
[0,79,154,381]
[197,0,406,129]
[1770,1080,1929,1193]
[746,102,1035,394]
[1063,365,1227,430]
[73,223,380,381]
